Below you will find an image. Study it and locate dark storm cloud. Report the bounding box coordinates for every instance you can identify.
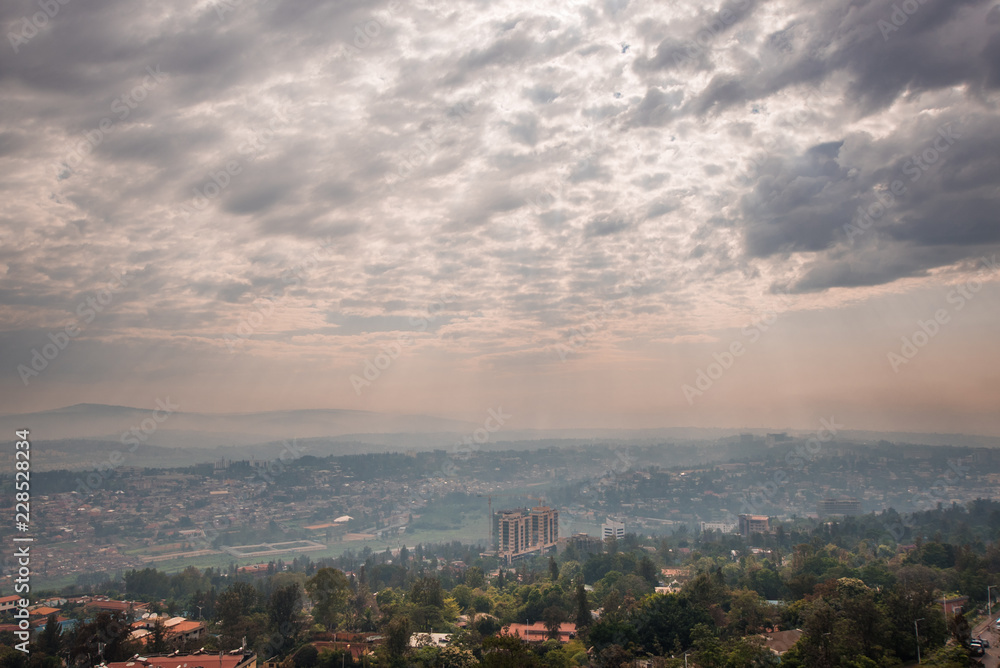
[743,114,1000,292]
[675,0,998,118]
[741,141,854,257]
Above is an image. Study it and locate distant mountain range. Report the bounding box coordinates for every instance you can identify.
[0,403,477,447]
[3,403,998,453]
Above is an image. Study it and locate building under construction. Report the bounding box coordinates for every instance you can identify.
[494,506,559,563]
[817,497,861,517]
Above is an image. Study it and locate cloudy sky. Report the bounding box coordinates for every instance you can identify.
[2,0,1000,435]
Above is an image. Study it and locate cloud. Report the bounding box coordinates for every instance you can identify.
[1,0,998,432]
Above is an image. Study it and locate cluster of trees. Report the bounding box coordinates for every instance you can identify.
[0,610,166,668]
[8,501,1000,666]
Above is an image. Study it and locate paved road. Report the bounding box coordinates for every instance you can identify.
[971,616,999,668]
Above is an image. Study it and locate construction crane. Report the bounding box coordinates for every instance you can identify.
[477,492,545,552]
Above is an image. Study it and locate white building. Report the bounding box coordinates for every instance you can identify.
[602,518,625,540]
[700,521,737,533]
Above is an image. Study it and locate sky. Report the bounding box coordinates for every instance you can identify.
[2,0,999,435]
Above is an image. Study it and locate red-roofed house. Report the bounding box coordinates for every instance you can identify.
[166,620,206,644]
[939,595,969,616]
[86,599,150,619]
[105,651,256,668]
[30,606,62,619]
[503,622,577,643]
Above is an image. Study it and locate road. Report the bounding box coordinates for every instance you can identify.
[971,615,999,668]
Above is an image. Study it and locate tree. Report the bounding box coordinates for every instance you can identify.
[727,589,771,636]
[217,581,261,629]
[452,584,474,611]
[465,566,485,589]
[149,618,168,654]
[268,583,303,633]
[383,615,412,666]
[542,606,567,639]
[409,577,447,631]
[0,646,27,668]
[632,593,712,656]
[574,583,591,629]
[293,645,319,668]
[70,611,137,666]
[638,555,658,586]
[690,624,725,668]
[306,568,351,630]
[923,643,977,667]
[947,611,971,648]
[435,645,478,668]
[548,556,559,581]
[38,614,62,656]
[481,633,540,668]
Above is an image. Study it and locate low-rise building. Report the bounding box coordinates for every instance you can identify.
[738,514,771,537]
[817,498,861,517]
[503,622,577,643]
[409,633,451,648]
[761,629,803,656]
[105,651,256,668]
[0,596,22,613]
[939,595,969,616]
[602,518,625,540]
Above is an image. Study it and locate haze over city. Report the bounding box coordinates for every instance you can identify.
[5,3,1000,666]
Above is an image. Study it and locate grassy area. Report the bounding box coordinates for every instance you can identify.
[33,514,486,591]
